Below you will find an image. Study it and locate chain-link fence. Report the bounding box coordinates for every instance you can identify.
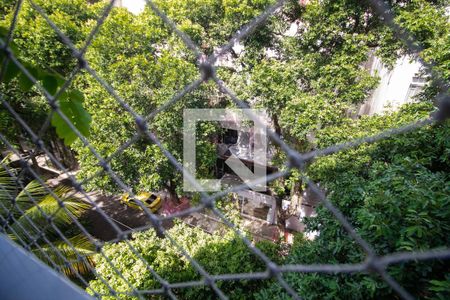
[0,0,449,299]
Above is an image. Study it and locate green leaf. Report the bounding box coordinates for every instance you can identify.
[18,67,38,91]
[0,26,8,37]
[2,60,20,83]
[51,111,77,146]
[55,74,66,86]
[35,234,95,276]
[50,90,91,145]
[66,99,91,136]
[42,75,58,95]
[69,89,84,102]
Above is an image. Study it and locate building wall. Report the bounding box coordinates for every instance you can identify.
[359,54,424,115]
[114,0,146,15]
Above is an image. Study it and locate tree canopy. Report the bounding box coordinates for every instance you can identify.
[257,102,450,299]
[0,0,449,299]
[88,221,280,300]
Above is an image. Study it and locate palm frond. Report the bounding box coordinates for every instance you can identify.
[50,185,92,222]
[33,234,96,277]
[10,185,91,241]
[0,160,19,215]
[15,179,49,211]
[0,156,95,277]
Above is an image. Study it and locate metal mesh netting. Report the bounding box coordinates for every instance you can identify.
[0,0,449,300]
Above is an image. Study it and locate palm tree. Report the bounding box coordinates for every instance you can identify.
[0,156,95,277]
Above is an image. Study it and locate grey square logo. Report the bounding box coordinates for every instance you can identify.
[183,109,268,192]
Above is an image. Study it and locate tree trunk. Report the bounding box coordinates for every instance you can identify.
[273,114,282,137]
[165,179,179,203]
[289,181,301,216]
[49,138,77,170]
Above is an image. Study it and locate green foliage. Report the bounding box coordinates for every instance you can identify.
[232,0,449,154]
[240,0,383,150]
[50,90,91,145]
[153,0,275,53]
[1,1,449,298]
[71,6,200,193]
[257,103,450,299]
[0,20,92,146]
[88,222,281,299]
[2,0,97,74]
[0,157,95,276]
[428,275,450,300]
[396,0,450,88]
[70,0,276,194]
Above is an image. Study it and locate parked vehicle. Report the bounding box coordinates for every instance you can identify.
[120,192,162,212]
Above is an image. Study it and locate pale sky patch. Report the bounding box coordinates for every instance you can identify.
[120,0,146,15]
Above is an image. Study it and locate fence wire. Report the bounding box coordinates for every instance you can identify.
[0,0,449,300]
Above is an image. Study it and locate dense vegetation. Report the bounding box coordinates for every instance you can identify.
[0,0,449,299]
[257,103,450,299]
[89,221,281,299]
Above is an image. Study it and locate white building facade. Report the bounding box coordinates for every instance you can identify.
[359,54,425,115]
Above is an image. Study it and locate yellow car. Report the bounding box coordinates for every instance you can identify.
[120,192,162,212]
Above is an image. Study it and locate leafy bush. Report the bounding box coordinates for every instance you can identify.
[88,222,281,299]
[256,103,450,299]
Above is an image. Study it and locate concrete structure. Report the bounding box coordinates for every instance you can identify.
[359,54,425,115]
[217,110,275,165]
[215,110,278,224]
[0,235,94,300]
[220,174,277,225]
[236,189,277,224]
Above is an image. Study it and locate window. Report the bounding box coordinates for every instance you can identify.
[404,74,426,103]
